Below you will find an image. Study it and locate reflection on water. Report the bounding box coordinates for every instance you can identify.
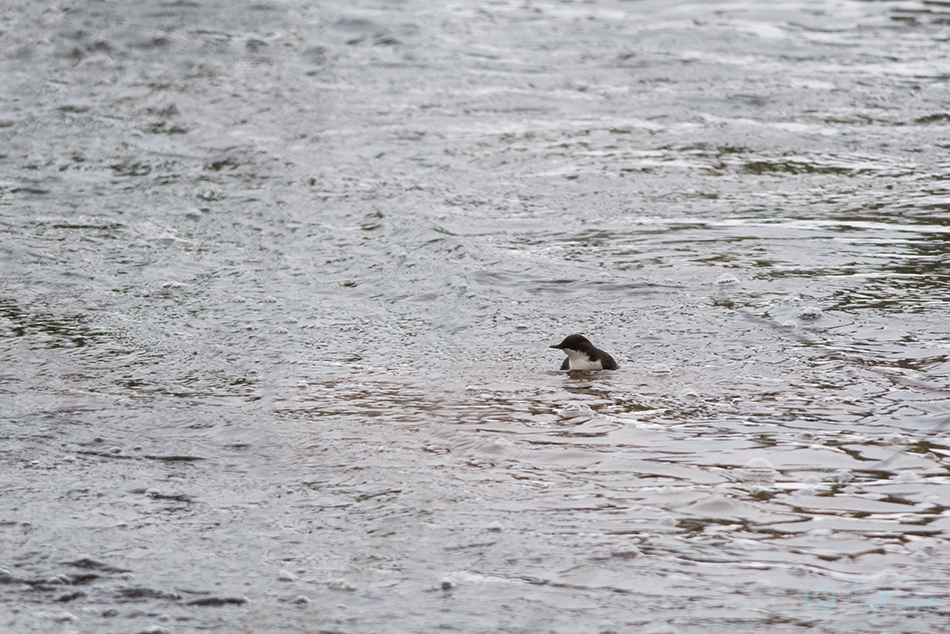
[2,0,950,631]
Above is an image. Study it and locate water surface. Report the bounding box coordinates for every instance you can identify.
[2,0,950,632]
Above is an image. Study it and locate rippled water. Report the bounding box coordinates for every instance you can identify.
[2,0,950,632]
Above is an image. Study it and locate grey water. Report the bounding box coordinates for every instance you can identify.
[2,0,950,632]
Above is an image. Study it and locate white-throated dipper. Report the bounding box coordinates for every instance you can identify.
[550,334,618,371]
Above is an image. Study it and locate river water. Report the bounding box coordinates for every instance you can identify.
[2,0,950,632]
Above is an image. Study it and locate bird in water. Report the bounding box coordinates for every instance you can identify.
[550,334,618,371]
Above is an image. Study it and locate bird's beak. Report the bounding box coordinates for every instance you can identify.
[550,345,561,349]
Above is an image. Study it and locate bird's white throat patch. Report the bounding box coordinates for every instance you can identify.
[564,348,602,370]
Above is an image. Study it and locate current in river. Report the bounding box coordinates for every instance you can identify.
[2,0,950,632]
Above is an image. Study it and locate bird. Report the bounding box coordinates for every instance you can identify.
[550,334,618,371]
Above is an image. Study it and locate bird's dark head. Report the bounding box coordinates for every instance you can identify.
[550,334,593,352]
